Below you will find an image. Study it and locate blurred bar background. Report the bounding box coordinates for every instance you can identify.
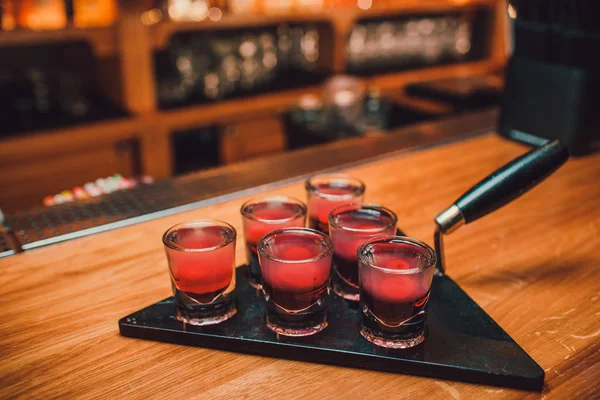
[0,0,510,212]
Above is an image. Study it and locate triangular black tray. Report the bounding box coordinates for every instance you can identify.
[119,265,544,391]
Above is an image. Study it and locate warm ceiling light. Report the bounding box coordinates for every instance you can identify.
[357,0,372,11]
[508,4,517,19]
[1,16,16,31]
[141,9,163,26]
[208,7,223,21]
[189,1,209,21]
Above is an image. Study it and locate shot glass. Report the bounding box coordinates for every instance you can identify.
[258,228,334,336]
[358,236,436,349]
[163,219,237,326]
[305,173,365,234]
[241,196,307,288]
[329,203,398,301]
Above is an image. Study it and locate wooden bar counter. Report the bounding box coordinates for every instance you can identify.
[1,132,599,398]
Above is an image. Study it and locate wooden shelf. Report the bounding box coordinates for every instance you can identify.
[356,0,495,17]
[0,57,502,170]
[151,84,324,131]
[151,59,503,129]
[0,84,323,159]
[0,117,139,165]
[150,0,495,50]
[0,26,118,57]
[367,58,505,91]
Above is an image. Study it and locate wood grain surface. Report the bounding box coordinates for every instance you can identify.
[1,134,599,399]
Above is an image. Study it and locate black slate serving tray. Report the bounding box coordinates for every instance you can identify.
[119,265,544,391]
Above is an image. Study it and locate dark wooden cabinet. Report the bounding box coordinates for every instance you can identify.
[0,138,138,212]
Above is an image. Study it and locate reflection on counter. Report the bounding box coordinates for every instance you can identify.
[285,74,503,150]
[406,75,503,113]
[285,93,441,150]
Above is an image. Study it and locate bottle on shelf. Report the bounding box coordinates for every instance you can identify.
[16,0,67,30]
[294,0,324,12]
[346,14,474,74]
[211,0,228,13]
[73,0,118,27]
[228,0,257,14]
[263,0,293,15]
[167,0,210,21]
[1,0,17,31]
[328,0,356,9]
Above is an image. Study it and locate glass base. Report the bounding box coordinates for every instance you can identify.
[359,324,425,349]
[176,303,236,326]
[174,289,236,326]
[266,313,328,337]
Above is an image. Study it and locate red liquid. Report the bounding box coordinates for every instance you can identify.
[330,210,396,292]
[259,229,333,335]
[165,227,234,301]
[260,241,331,311]
[244,203,306,250]
[360,254,433,335]
[242,201,306,286]
[262,244,330,291]
[307,183,364,233]
[244,204,305,243]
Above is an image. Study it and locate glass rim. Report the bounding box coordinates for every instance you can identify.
[304,173,366,201]
[328,203,398,233]
[162,219,236,253]
[257,227,334,264]
[240,195,307,224]
[357,235,437,275]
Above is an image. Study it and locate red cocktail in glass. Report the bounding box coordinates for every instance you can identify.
[258,228,333,336]
[163,220,237,326]
[305,174,365,234]
[329,203,397,301]
[358,236,436,349]
[241,196,307,289]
